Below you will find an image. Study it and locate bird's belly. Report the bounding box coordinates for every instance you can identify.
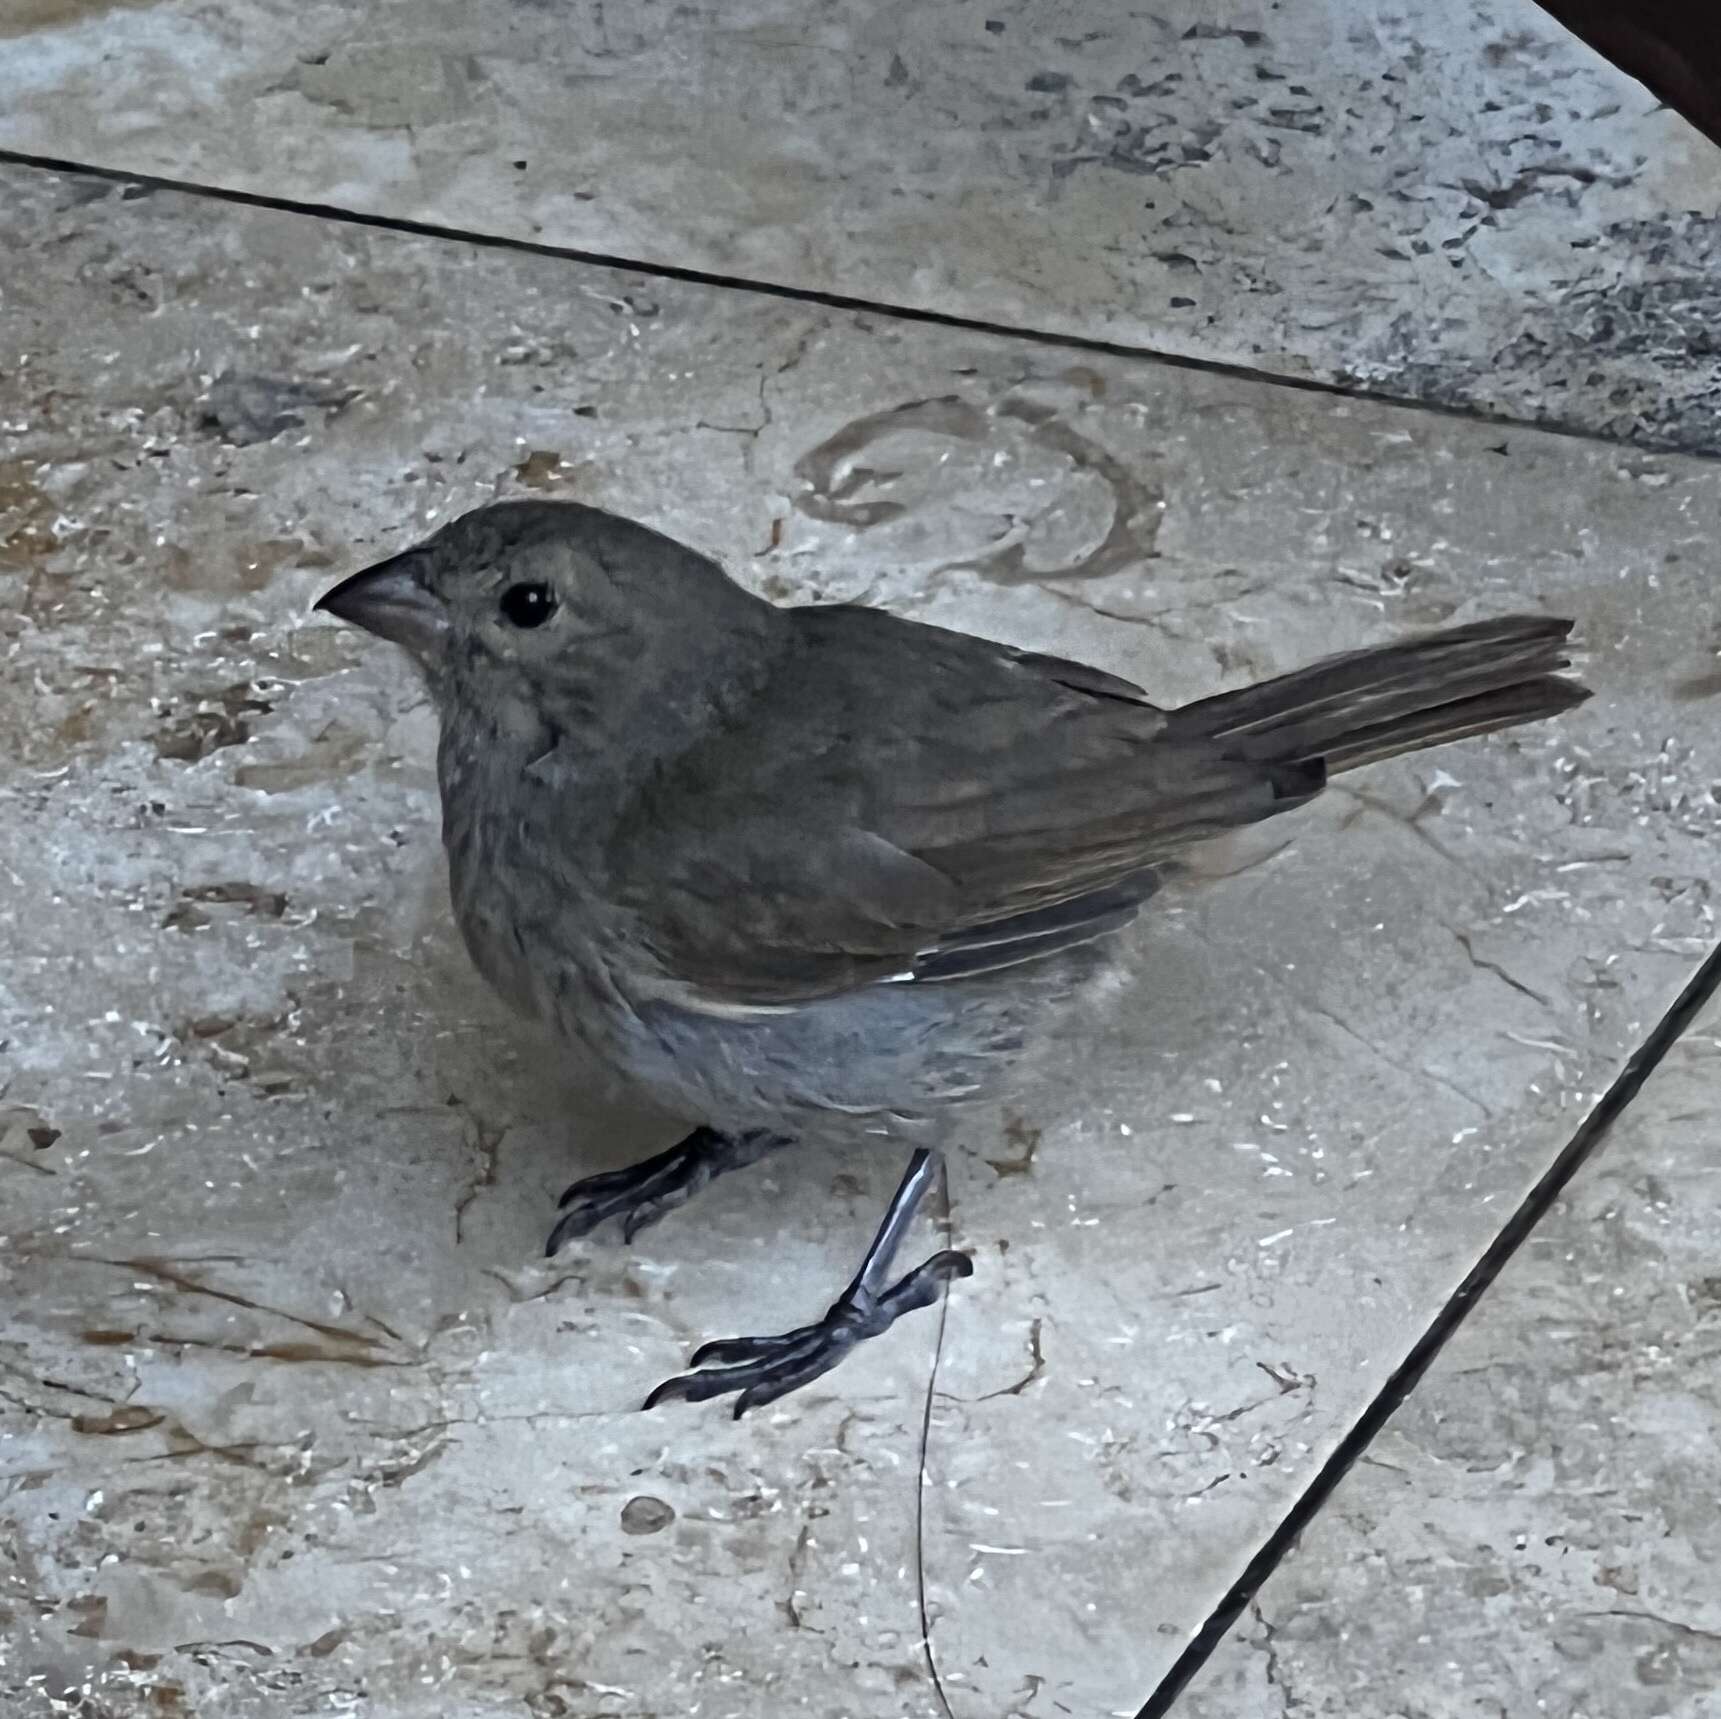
[449,841,1103,1137]
[613,978,1035,1139]
[612,933,1118,1136]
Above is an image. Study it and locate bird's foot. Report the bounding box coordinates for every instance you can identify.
[642,1147,971,1417]
[546,1126,788,1253]
[643,1250,972,1418]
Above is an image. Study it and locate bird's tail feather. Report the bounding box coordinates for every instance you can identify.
[1172,615,1589,775]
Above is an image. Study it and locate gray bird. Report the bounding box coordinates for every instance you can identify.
[316,499,1588,1415]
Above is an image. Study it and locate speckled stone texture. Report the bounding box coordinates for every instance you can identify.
[1,161,1718,1717]
[1,1,1719,450]
[1181,995,1721,1719]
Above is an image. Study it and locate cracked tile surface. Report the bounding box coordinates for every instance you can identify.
[1180,992,1721,1719]
[0,162,1718,1715]
[2,1,1720,449]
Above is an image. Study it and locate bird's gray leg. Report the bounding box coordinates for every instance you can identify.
[642,1147,973,1419]
[546,1126,791,1254]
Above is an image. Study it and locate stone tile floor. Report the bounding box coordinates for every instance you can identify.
[1181,994,1721,1719]
[3,1,1720,449]
[0,6,1717,1717]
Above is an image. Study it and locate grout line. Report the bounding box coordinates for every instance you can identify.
[2,145,1714,463]
[1135,932,1721,1719]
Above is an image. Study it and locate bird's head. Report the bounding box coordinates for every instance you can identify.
[315,500,779,751]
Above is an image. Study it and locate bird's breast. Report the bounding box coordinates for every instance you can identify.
[443,791,643,1046]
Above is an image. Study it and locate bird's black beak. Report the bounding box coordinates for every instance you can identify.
[314,550,447,659]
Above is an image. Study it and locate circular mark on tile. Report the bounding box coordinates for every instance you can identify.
[620,1495,675,1536]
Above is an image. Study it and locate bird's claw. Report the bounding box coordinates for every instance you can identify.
[544,1127,789,1257]
[643,1248,973,1418]
[546,1146,704,1254]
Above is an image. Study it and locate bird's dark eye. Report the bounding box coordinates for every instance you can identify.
[499,582,558,628]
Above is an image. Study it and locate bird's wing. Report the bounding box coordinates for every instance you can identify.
[597,605,1305,1010]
